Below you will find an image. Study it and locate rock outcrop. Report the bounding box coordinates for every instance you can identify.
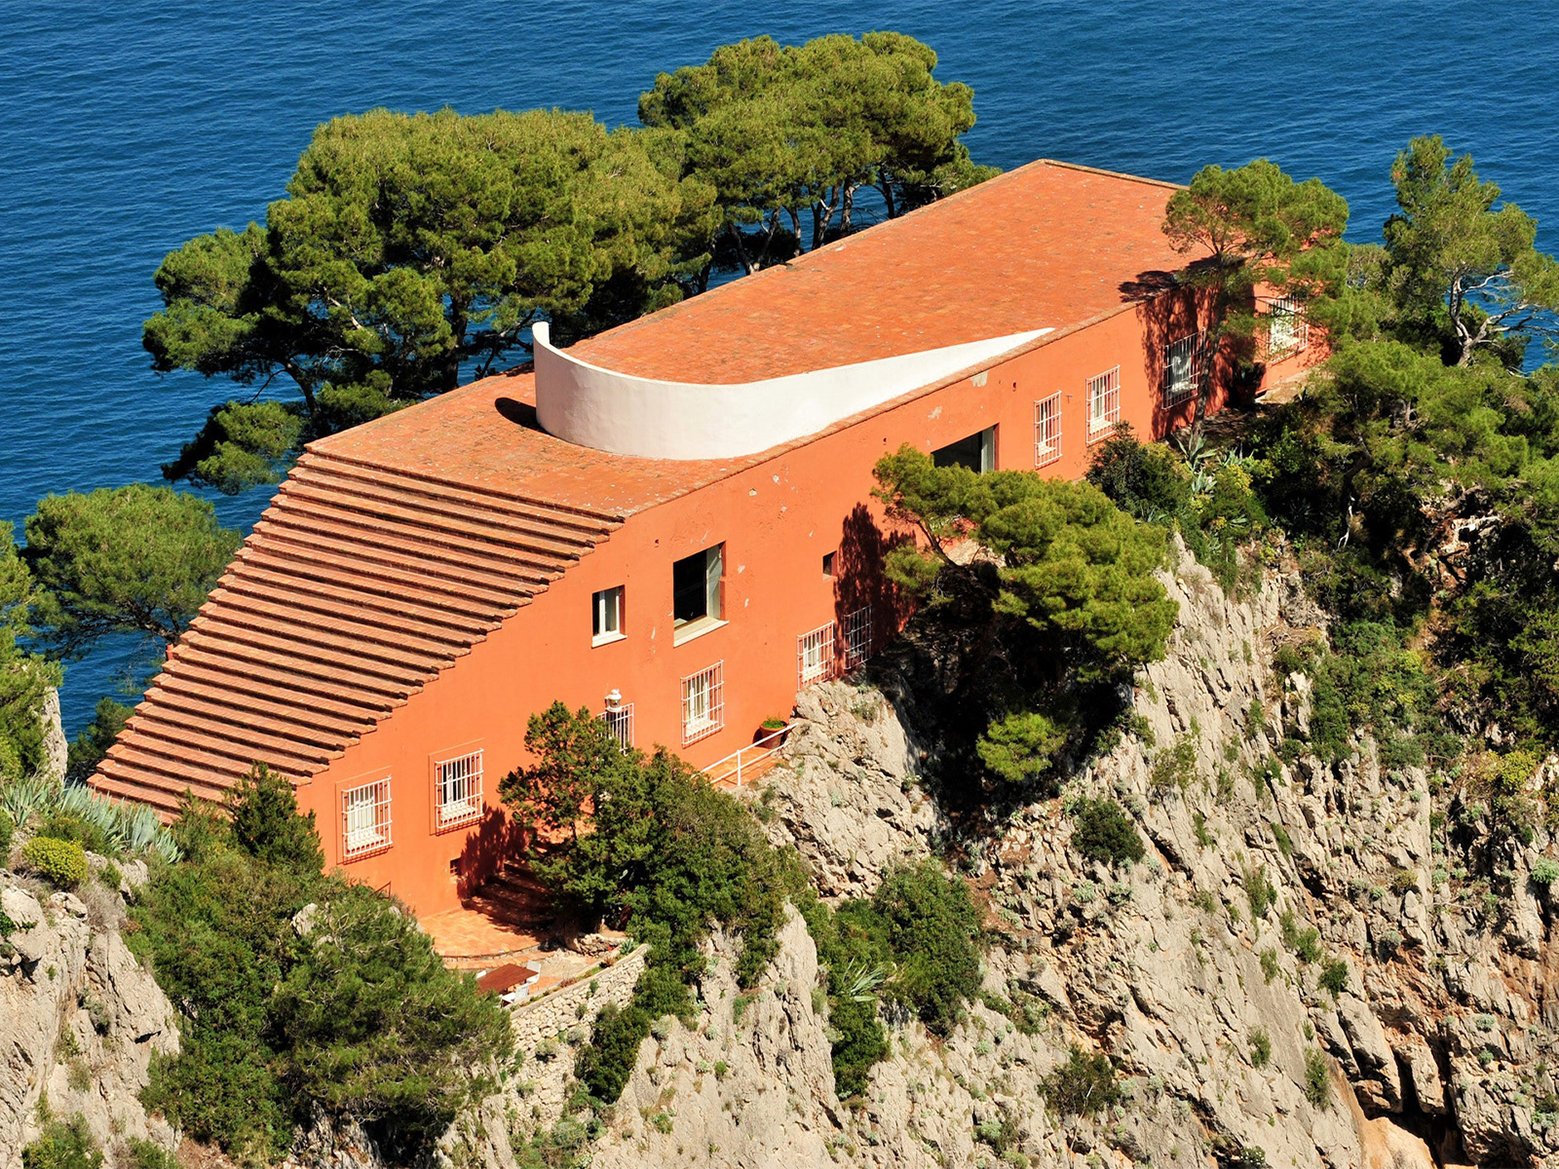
[0,867,178,1168]
[539,547,1559,1168]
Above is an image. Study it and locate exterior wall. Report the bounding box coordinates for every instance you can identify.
[302,291,1289,916]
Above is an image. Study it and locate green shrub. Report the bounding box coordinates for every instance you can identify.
[576,1000,653,1103]
[1244,864,1277,920]
[134,783,507,1163]
[977,711,1065,787]
[22,837,88,889]
[1069,798,1145,866]
[871,860,983,1035]
[1280,911,1323,963]
[1149,734,1198,797]
[1086,429,1192,523]
[1250,1027,1272,1067]
[1270,822,1293,857]
[124,1140,178,1169]
[1318,959,1349,997]
[1531,857,1559,887]
[0,806,13,858]
[21,1118,102,1169]
[1303,1048,1331,1107]
[37,811,113,857]
[1040,1047,1121,1116]
[1260,948,1280,984]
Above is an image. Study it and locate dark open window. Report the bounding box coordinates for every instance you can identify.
[673,544,723,632]
[932,426,996,472]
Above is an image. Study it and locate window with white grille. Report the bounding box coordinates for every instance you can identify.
[842,606,873,671]
[798,621,836,687]
[1086,367,1120,440]
[434,750,483,831]
[1164,334,1199,405]
[1267,297,1308,358]
[681,662,724,745]
[601,701,635,751]
[1034,393,1062,467]
[341,778,391,859]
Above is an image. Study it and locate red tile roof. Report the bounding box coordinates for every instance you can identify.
[94,158,1194,812]
[93,451,620,812]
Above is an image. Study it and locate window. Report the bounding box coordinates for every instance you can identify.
[842,606,873,671]
[592,586,625,645]
[932,427,996,472]
[1267,296,1308,358]
[341,778,391,859]
[822,551,836,578]
[1164,334,1199,406]
[1033,393,1062,467]
[1086,367,1120,441]
[673,544,724,641]
[798,621,836,687]
[681,662,725,745]
[435,750,483,831]
[601,700,634,751]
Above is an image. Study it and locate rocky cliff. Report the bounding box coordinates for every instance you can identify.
[0,862,179,1168]
[540,548,1559,1168]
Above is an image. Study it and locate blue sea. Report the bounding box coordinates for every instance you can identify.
[3,0,1554,732]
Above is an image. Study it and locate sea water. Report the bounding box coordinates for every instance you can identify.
[2,0,1553,730]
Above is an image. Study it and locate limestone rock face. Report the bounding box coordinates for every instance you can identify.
[0,874,178,1169]
[541,546,1559,1169]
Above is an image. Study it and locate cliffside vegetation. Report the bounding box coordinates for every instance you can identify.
[128,766,510,1164]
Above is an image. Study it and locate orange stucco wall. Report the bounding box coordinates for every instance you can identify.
[302,293,1306,914]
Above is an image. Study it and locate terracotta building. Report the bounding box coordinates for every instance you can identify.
[90,160,1321,915]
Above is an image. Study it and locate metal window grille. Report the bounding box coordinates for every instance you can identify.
[1164,334,1199,406]
[681,662,725,745]
[797,621,837,687]
[1086,367,1120,440]
[341,778,392,860]
[841,606,873,671]
[1033,393,1063,467]
[434,750,483,831]
[1267,297,1308,358]
[600,702,635,751]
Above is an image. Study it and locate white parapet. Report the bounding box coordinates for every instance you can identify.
[532,321,1051,461]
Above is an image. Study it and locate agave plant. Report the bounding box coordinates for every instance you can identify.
[837,960,892,1004]
[0,775,59,830]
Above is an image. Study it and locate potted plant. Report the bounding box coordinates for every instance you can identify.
[757,716,789,746]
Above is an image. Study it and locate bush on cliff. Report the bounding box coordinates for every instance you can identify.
[132,774,509,1164]
[22,835,88,888]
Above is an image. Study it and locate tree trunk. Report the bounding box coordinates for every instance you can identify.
[726,222,756,277]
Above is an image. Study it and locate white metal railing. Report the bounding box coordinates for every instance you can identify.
[842,605,873,671]
[1163,334,1199,405]
[797,621,837,687]
[600,702,634,751]
[434,750,483,831]
[342,777,392,859]
[1086,366,1120,440]
[1034,392,1062,467]
[681,661,725,745]
[1265,297,1309,360]
[702,722,795,788]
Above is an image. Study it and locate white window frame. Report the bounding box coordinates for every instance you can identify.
[592,585,625,646]
[600,701,635,751]
[1267,296,1308,359]
[341,777,392,860]
[1086,367,1121,441]
[681,662,725,745]
[798,621,837,687]
[1034,392,1062,467]
[1164,334,1199,406]
[841,606,874,671]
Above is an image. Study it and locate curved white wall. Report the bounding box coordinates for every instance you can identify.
[532,321,1051,461]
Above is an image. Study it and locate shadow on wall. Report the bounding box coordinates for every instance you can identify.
[455,805,517,901]
[1121,268,1209,437]
[836,503,911,654]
